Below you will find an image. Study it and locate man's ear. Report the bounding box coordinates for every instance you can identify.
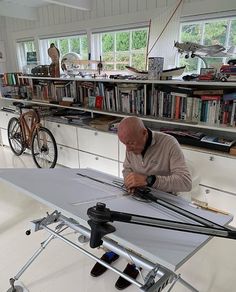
[143,128,148,136]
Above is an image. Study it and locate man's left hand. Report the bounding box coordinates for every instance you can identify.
[124,173,147,190]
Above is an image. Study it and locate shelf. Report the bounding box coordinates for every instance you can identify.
[18,75,236,88]
[2,97,236,134]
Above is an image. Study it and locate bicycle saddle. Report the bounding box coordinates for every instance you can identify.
[13,102,32,109]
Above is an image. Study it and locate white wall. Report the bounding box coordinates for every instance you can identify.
[0,17,7,73]
[2,0,236,71]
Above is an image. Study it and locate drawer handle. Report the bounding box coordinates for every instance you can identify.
[94,132,98,136]
[95,157,99,160]
[57,124,60,128]
[205,189,210,194]
[209,156,214,161]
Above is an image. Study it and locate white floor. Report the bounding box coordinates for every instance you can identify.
[1,145,236,292]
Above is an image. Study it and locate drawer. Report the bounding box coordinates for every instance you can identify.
[77,128,118,160]
[1,129,9,146]
[57,145,79,168]
[183,149,236,195]
[0,111,17,129]
[79,151,119,177]
[45,121,78,149]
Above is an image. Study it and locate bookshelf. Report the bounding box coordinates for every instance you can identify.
[1,75,236,132]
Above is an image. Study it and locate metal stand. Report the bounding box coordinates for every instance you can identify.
[7,211,199,292]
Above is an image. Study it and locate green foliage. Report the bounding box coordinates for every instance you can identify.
[71,38,80,54]
[204,20,227,45]
[59,39,69,56]
[229,20,236,46]
[132,30,147,49]
[102,33,114,52]
[132,52,146,70]
[116,32,129,51]
[181,24,201,43]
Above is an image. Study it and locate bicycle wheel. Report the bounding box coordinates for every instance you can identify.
[31,127,58,168]
[7,117,25,156]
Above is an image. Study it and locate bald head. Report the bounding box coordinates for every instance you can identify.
[118,117,148,154]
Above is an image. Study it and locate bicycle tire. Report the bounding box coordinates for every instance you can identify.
[31,127,58,168]
[7,117,25,156]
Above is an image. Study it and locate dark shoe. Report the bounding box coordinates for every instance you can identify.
[90,251,119,277]
[115,264,141,290]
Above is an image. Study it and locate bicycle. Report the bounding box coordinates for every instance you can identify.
[7,102,58,168]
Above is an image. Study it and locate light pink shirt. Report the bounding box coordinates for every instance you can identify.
[122,131,192,193]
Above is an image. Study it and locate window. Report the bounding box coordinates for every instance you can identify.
[17,40,36,71]
[92,27,148,71]
[39,35,88,65]
[178,17,236,73]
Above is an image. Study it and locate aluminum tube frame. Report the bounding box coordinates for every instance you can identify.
[43,225,143,289]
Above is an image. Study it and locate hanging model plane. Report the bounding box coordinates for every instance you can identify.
[174,41,236,58]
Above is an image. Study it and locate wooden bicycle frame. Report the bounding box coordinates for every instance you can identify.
[19,109,41,149]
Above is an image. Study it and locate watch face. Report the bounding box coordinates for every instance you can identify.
[147,176,152,186]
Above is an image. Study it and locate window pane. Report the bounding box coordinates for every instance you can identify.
[181,24,201,42]
[116,52,129,70]
[132,30,147,50]
[59,39,69,56]
[229,19,236,46]
[103,52,115,70]
[180,56,198,73]
[131,52,146,70]
[102,33,114,52]
[80,36,88,59]
[70,38,80,54]
[203,20,227,45]
[200,57,224,70]
[116,32,129,51]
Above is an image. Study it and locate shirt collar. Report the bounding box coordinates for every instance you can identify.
[141,127,152,157]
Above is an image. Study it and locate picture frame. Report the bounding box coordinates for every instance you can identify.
[0,41,6,63]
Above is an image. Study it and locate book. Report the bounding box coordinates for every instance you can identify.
[193,89,224,95]
[201,95,221,101]
[95,95,103,109]
[200,136,235,147]
[223,92,236,101]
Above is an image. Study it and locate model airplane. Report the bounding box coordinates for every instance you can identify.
[174,41,236,58]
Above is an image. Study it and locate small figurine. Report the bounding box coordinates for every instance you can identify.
[48,43,60,77]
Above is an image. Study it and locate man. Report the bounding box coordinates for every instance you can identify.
[90,116,192,290]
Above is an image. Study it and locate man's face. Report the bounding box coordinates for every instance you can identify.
[119,130,147,154]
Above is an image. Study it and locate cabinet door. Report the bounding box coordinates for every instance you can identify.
[57,145,79,168]
[0,111,17,129]
[183,149,236,195]
[1,129,9,146]
[45,121,78,149]
[79,151,119,177]
[77,128,118,160]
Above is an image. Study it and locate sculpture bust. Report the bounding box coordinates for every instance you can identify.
[48,43,60,77]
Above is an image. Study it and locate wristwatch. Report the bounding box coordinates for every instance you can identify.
[146,175,156,187]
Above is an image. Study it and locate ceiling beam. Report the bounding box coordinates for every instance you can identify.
[0,2,38,20]
[43,0,92,11]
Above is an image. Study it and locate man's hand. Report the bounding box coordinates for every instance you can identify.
[124,173,147,193]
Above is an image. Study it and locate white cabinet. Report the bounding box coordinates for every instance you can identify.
[57,145,79,168]
[1,128,9,146]
[79,151,118,177]
[0,111,17,129]
[77,127,118,160]
[183,148,236,195]
[45,121,78,149]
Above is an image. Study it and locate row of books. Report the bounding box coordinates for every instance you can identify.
[32,80,77,102]
[1,73,29,86]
